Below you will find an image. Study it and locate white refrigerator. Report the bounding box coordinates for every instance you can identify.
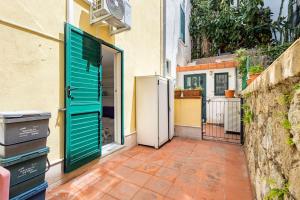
[136,75,173,148]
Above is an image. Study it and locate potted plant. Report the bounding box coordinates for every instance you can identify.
[174,87,182,98]
[225,89,235,98]
[247,65,264,85]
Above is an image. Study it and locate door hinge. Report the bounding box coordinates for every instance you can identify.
[158,80,160,85]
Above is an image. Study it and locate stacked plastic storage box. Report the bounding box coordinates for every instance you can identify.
[0,112,51,200]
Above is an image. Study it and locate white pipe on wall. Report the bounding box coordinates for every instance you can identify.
[67,0,74,24]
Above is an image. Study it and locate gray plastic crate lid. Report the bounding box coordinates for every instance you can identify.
[0,147,49,167]
[10,181,48,200]
[0,111,51,123]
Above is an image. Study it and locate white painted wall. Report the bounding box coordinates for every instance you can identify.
[166,0,192,78]
[177,68,238,98]
[177,68,240,124]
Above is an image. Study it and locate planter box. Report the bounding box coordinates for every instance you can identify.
[175,91,182,98]
[247,73,261,86]
[183,90,202,97]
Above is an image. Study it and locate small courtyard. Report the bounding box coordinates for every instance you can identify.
[47,138,253,200]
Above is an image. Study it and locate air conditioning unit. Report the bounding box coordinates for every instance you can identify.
[90,0,131,35]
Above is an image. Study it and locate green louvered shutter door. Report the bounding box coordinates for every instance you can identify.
[65,24,102,173]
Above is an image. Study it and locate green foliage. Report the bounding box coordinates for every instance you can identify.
[248,65,264,75]
[258,43,292,65]
[282,119,292,131]
[287,137,295,146]
[277,94,292,106]
[175,87,183,91]
[242,104,253,124]
[195,86,203,91]
[264,182,290,200]
[190,0,299,59]
[272,0,300,44]
[294,83,300,91]
[244,92,252,98]
[190,0,273,58]
[235,48,248,76]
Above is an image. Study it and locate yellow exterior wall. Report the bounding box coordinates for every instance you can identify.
[175,98,202,127]
[0,0,114,162]
[115,0,163,136]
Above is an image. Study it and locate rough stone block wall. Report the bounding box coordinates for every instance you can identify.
[244,77,300,199]
[242,39,300,200]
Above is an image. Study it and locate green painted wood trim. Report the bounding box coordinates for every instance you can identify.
[214,72,229,96]
[64,23,103,173]
[64,23,125,159]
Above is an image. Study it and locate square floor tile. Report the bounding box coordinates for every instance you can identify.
[101,194,118,200]
[108,181,140,200]
[155,167,179,182]
[122,158,144,169]
[93,174,121,193]
[126,170,152,186]
[132,188,164,200]
[109,165,134,180]
[163,159,185,171]
[144,176,172,195]
[137,162,161,175]
[166,185,194,200]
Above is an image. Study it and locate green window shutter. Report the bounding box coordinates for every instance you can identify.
[180,6,185,43]
[214,73,229,96]
[64,23,102,173]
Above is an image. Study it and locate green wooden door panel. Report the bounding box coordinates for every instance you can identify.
[65,23,102,173]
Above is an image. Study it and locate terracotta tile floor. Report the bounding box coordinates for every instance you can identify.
[46,138,253,200]
[203,124,241,144]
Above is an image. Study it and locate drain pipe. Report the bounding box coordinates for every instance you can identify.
[67,0,74,24]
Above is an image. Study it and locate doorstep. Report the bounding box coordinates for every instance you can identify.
[102,143,125,157]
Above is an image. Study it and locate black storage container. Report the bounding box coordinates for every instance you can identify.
[0,147,49,187]
[10,181,48,200]
[0,111,51,145]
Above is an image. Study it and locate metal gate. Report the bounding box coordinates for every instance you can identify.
[202,98,243,144]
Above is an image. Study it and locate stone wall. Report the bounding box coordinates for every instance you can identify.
[242,39,300,200]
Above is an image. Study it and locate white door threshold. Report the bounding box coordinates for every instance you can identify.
[102,143,124,157]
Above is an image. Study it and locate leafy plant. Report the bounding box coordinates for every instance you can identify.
[264,181,290,200]
[235,48,248,76]
[248,65,264,75]
[287,137,295,146]
[195,86,203,91]
[277,94,292,106]
[293,83,300,91]
[258,43,292,65]
[242,104,253,124]
[282,119,292,131]
[175,87,182,91]
[190,0,273,58]
[272,0,300,44]
[244,92,252,98]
